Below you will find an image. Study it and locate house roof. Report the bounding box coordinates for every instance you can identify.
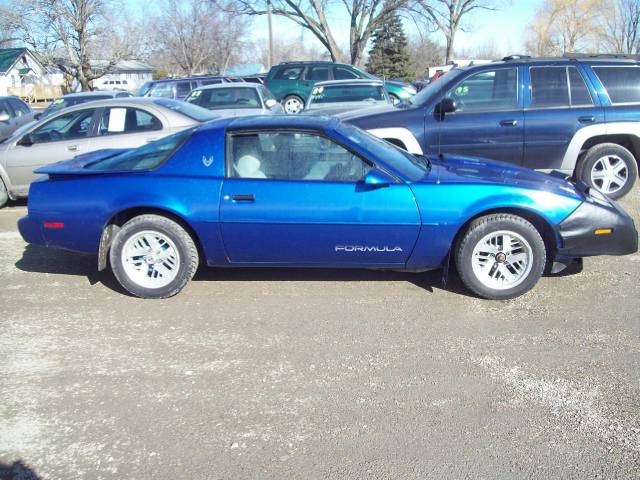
[0,48,28,74]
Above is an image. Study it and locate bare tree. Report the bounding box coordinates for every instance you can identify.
[410,0,502,63]
[150,0,249,76]
[599,0,640,53]
[406,34,444,78]
[0,6,20,47]
[224,0,408,66]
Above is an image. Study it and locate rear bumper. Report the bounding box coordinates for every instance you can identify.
[18,215,44,246]
[557,195,638,257]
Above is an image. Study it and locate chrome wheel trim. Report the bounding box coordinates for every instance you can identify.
[121,230,180,289]
[590,154,628,195]
[471,230,533,290]
[284,97,303,114]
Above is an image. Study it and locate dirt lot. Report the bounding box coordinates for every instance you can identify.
[1,191,639,480]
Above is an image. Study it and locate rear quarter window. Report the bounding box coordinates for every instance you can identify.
[593,66,640,104]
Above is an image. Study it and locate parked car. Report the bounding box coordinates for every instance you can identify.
[0,98,216,206]
[342,54,640,199]
[0,96,35,142]
[96,79,129,91]
[184,83,284,116]
[40,91,133,119]
[18,115,637,300]
[303,79,392,115]
[138,76,243,100]
[265,61,416,114]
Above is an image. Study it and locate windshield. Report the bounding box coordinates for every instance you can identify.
[409,68,462,106]
[151,98,217,122]
[85,128,194,171]
[138,81,153,96]
[308,84,388,108]
[336,122,430,179]
[186,87,261,110]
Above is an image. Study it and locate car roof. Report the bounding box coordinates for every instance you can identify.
[193,83,261,92]
[200,114,339,132]
[151,75,227,84]
[462,55,640,70]
[60,91,127,98]
[312,79,384,87]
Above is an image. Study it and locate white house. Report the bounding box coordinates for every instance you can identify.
[91,60,154,93]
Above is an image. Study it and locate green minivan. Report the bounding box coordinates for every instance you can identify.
[265,61,416,113]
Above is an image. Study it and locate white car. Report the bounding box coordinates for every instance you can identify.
[0,98,216,207]
[184,83,284,116]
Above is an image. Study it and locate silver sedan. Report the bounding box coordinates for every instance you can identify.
[184,83,284,116]
[0,98,216,206]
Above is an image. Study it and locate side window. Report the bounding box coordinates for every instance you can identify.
[334,67,359,80]
[8,98,30,116]
[202,79,223,86]
[530,67,569,108]
[593,66,640,104]
[228,131,371,182]
[274,67,303,80]
[448,68,518,112]
[148,83,174,98]
[568,67,593,106]
[306,66,330,81]
[31,109,95,144]
[176,81,192,97]
[98,107,162,135]
[0,100,13,118]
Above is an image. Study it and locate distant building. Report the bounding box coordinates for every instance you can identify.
[0,47,63,101]
[91,60,154,93]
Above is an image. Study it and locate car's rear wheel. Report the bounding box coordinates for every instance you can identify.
[455,214,546,300]
[109,214,198,299]
[283,95,304,114]
[0,178,8,208]
[577,143,637,200]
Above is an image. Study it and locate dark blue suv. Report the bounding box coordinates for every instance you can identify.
[343,55,640,199]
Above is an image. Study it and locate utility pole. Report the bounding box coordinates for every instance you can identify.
[267,0,274,69]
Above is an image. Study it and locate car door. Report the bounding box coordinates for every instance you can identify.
[427,67,525,165]
[4,107,98,191]
[523,65,604,171]
[88,106,166,152]
[219,130,420,265]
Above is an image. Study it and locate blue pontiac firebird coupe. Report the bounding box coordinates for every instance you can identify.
[18,115,638,299]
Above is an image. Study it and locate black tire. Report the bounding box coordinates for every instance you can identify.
[109,214,198,299]
[455,214,546,300]
[282,95,304,114]
[576,143,637,200]
[0,178,8,208]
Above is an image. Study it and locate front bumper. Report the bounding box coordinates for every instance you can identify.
[557,193,638,257]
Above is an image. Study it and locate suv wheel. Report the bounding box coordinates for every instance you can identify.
[455,214,546,300]
[109,214,199,299]
[283,95,304,114]
[577,143,638,199]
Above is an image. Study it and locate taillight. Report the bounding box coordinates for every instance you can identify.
[43,222,64,229]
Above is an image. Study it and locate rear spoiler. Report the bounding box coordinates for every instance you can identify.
[35,148,131,175]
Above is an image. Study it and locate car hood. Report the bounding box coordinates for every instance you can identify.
[423,154,583,200]
[35,148,131,175]
[335,103,402,120]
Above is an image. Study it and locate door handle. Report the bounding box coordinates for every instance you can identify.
[499,119,518,127]
[231,194,255,202]
[67,144,79,152]
[578,116,596,124]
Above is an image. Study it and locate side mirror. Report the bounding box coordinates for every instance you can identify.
[435,98,456,119]
[363,168,394,187]
[0,113,10,122]
[265,98,278,109]
[17,133,34,147]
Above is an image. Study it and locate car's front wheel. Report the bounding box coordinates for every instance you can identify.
[455,214,546,300]
[109,214,199,299]
[283,95,304,114]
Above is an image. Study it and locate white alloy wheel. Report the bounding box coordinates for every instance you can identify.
[283,96,303,114]
[121,230,181,289]
[590,154,628,195]
[471,230,533,290]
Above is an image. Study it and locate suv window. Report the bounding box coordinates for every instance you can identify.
[448,68,518,112]
[31,109,96,143]
[275,66,303,80]
[568,67,593,106]
[201,79,223,86]
[334,67,360,80]
[7,98,30,116]
[593,66,640,104]
[530,67,569,108]
[186,87,261,109]
[176,81,193,97]
[228,131,371,182]
[148,83,174,98]
[98,107,162,135]
[306,66,330,81]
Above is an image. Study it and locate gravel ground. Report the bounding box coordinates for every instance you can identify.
[0,190,639,480]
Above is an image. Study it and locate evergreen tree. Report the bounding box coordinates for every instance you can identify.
[366,13,413,82]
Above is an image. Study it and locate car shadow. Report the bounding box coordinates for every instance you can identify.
[0,460,41,480]
[15,244,474,297]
